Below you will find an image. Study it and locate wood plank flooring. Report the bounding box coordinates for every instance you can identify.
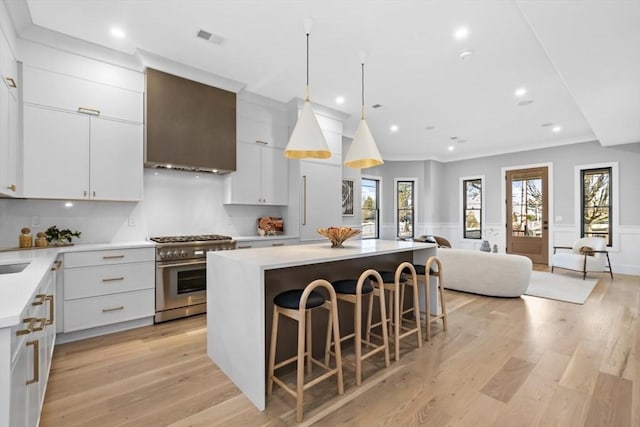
[41,267,639,426]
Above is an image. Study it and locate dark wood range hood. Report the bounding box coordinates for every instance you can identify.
[144,68,236,174]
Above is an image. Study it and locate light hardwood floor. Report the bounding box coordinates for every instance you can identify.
[41,267,639,426]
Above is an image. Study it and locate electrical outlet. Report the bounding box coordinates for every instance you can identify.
[30,215,41,228]
[128,216,136,227]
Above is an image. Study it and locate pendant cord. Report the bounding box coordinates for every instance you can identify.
[306,33,310,87]
[361,62,365,119]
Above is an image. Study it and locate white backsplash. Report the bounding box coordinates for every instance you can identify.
[0,169,287,247]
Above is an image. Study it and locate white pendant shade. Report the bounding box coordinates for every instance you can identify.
[284,99,331,159]
[344,118,383,168]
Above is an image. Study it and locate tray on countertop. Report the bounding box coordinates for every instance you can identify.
[0,243,74,253]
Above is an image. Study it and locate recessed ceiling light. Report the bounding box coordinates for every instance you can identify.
[335,96,345,105]
[454,27,469,40]
[552,125,562,133]
[195,175,200,179]
[64,202,73,208]
[517,100,534,107]
[153,171,159,176]
[514,87,527,97]
[459,49,473,59]
[390,125,399,133]
[448,145,455,151]
[110,27,126,39]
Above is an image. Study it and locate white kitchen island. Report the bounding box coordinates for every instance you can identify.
[206,239,437,410]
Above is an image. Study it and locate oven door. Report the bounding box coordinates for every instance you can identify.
[156,259,207,314]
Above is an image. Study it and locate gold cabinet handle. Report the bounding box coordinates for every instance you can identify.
[32,294,46,306]
[6,77,17,88]
[31,317,47,332]
[102,277,124,282]
[256,140,269,145]
[51,260,62,271]
[272,243,285,247]
[237,245,252,249]
[83,190,87,197]
[93,191,96,198]
[103,255,125,260]
[7,184,16,192]
[77,107,100,116]
[16,318,36,336]
[26,340,40,385]
[45,295,55,325]
[302,175,307,226]
[102,306,124,313]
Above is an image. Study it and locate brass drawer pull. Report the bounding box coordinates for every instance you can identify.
[77,106,100,116]
[102,277,125,282]
[256,140,269,145]
[103,255,125,260]
[32,294,46,306]
[7,184,16,192]
[272,243,285,247]
[16,318,36,336]
[6,77,17,88]
[45,295,55,325]
[26,340,40,385]
[51,260,62,271]
[237,245,252,249]
[31,317,47,332]
[102,306,124,313]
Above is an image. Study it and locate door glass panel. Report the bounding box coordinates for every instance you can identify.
[511,177,542,238]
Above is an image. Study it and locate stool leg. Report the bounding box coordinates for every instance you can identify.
[306,310,313,375]
[355,290,363,386]
[438,279,448,331]
[378,288,391,368]
[393,284,400,362]
[267,307,280,395]
[411,281,423,348]
[324,305,334,366]
[330,299,344,396]
[425,275,431,341]
[296,309,306,423]
[365,292,374,344]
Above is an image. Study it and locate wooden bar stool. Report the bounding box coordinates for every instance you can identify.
[267,279,344,423]
[415,256,447,340]
[326,269,390,386]
[367,263,422,361]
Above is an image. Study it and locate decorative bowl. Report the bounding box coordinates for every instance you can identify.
[317,227,361,248]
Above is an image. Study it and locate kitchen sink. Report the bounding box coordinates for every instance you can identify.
[0,262,30,274]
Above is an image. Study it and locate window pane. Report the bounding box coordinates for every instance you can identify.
[582,168,612,246]
[463,179,482,239]
[397,181,414,238]
[362,178,379,239]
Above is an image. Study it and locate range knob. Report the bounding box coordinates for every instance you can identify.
[180,250,187,257]
[159,251,166,258]
[173,250,180,258]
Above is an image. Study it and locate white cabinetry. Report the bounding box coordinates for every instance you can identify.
[6,263,57,427]
[299,161,342,241]
[224,141,288,205]
[0,29,19,197]
[224,92,289,206]
[62,248,154,335]
[22,65,143,201]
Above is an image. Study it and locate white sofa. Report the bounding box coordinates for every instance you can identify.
[436,248,532,297]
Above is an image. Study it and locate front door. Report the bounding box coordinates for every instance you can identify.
[506,167,549,264]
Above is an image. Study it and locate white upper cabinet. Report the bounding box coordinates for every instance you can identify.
[0,30,18,197]
[21,64,144,201]
[224,93,289,205]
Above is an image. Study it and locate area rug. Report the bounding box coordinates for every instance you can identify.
[524,271,598,304]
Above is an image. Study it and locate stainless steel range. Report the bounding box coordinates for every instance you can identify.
[150,234,236,322]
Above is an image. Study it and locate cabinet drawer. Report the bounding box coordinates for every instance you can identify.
[64,262,154,300]
[63,289,154,332]
[236,238,299,249]
[23,66,143,123]
[65,247,154,268]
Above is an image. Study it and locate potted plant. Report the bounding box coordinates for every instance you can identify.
[44,225,81,246]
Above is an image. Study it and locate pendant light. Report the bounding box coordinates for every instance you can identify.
[284,19,331,160]
[344,52,383,169]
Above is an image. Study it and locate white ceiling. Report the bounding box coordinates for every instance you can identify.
[7,0,640,162]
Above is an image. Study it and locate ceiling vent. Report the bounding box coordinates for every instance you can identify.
[371,104,383,109]
[196,29,225,45]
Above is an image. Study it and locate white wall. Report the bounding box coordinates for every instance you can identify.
[0,169,286,247]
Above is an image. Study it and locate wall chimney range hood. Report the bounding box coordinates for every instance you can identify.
[144,68,237,174]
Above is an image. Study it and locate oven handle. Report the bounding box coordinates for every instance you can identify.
[157,260,207,268]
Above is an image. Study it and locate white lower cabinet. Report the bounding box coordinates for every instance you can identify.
[6,265,56,427]
[62,248,155,335]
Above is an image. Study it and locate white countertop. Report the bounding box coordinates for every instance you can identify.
[208,239,435,270]
[0,241,154,328]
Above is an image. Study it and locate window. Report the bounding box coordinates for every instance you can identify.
[396,180,414,238]
[361,178,380,239]
[463,178,482,239]
[581,167,612,246]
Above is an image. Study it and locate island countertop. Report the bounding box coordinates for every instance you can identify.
[208,239,435,270]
